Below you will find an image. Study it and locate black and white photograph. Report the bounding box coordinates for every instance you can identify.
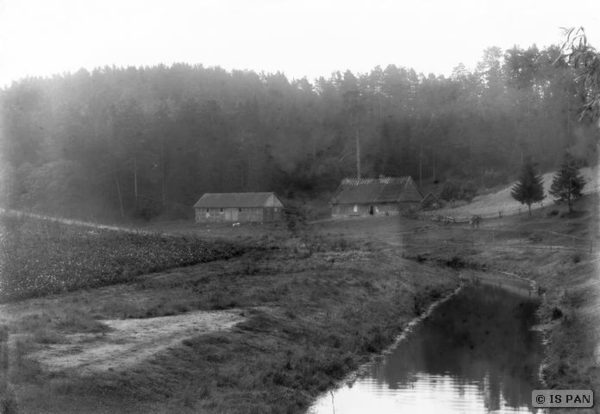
[0,1,599,413]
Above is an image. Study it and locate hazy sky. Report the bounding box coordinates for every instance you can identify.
[1,0,599,87]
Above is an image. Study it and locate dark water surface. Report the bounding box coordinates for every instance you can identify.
[309,282,544,414]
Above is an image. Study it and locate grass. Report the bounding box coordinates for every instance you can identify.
[434,167,598,218]
[1,189,598,413]
[0,213,246,302]
[0,232,460,414]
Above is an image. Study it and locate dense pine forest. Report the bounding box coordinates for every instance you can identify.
[1,43,598,220]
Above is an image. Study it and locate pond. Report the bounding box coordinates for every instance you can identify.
[309,280,544,414]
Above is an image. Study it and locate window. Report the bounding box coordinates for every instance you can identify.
[238,208,242,212]
[205,208,209,213]
[220,208,223,213]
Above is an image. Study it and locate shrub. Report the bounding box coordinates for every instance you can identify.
[283,202,307,235]
[440,180,478,203]
[440,180,461,202]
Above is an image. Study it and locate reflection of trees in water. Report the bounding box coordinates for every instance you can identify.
[368,285,543,410]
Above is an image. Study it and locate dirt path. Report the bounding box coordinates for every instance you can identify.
[30,310,245,374]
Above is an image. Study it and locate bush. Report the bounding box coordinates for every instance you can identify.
[283,202,308,235]
[440,180,478,203]
[461,181,478,202]
[440,180,461,202]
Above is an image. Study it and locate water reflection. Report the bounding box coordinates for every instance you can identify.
[309,284,544,414]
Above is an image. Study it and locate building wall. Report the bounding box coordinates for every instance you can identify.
[263,207,284,222]
[195,206,283,223]
[331,203,403,218]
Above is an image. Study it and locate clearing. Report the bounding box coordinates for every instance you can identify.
[433,167,599,219]
[29,310,245,374]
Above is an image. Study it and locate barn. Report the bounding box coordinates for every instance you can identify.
[330,176,423,218]
[193,192,284,223]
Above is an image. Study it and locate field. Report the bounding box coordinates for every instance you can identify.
[0,214,246,302]
[0,185,598,413]
[0,212,459,414]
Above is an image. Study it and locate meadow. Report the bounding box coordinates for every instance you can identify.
[0,214,461,414]
[0,193,598,413]
[433,167,598,219]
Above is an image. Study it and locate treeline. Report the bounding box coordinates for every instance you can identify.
[0,44,597,220]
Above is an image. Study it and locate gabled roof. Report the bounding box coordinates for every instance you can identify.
[331,177,423,204]
[194,192,281,208]
[420,192,439,203]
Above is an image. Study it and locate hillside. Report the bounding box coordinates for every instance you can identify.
[433,167,598,219]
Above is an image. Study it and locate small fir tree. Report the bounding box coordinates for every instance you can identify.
[549,152,586,213]
[511,156,545,217]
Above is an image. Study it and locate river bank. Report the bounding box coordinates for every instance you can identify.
[402,194,600,413]
[309,281,544,414]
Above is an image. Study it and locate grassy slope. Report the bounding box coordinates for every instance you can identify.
[1,217,459,414]
[434,167,598,218]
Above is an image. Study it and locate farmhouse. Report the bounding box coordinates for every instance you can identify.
[331,176,423,218]
[193,192,284,223]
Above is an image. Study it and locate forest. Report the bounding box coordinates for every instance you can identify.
[0,43,598,221]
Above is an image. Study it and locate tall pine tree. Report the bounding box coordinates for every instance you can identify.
[549,152,586,213]
[511,156,545,217]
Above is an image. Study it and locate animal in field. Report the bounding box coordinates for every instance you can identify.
[469,214,482,229]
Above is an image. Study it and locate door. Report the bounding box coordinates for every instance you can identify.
[225,209,238,221]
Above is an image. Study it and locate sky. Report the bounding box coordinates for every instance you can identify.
[0,0,599,87]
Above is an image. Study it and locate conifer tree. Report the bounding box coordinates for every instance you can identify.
[549,152,586,213]
[511,156,545,217]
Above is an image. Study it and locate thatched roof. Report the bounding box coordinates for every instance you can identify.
[194,192,282,208]
[331,177,423,204]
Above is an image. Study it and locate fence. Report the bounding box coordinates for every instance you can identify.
[415,204,551,224]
